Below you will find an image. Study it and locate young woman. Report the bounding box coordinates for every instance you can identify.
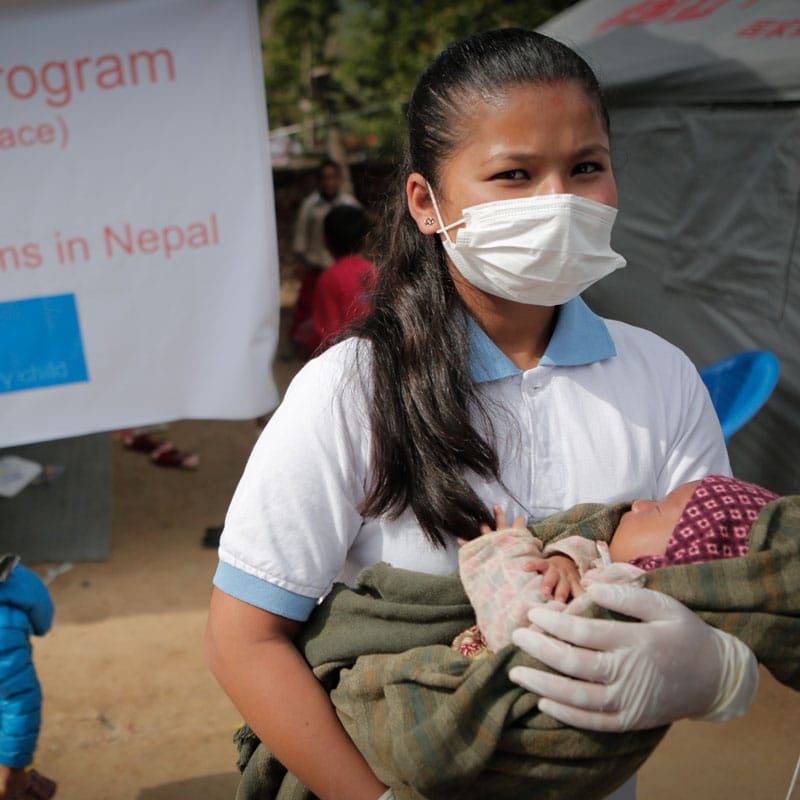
[206,29,755,800]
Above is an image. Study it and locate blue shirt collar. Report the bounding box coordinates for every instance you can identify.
[468,297,617,383]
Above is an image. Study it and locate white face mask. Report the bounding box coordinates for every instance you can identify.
[428,189,626,307]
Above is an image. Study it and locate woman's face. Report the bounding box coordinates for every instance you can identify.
[409,80,617,233]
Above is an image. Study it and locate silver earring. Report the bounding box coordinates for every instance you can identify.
[424,217,435,227]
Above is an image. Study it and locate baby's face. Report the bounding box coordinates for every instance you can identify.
[609,481,702,563]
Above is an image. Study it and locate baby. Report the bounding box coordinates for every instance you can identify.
[454,475,779,655]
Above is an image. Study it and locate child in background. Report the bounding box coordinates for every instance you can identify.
[455,475,779,655]
[0,555,56,800]
[289,159,361,347]
[292,205,376,358]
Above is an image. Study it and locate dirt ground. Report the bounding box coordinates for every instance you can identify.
[29,305,800,800]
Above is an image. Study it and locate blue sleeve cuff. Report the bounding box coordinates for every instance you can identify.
[212,561,318,622]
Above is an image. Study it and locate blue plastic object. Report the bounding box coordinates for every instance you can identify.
[699,351,780,442]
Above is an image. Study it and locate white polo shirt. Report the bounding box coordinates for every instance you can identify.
[215,297,729,621]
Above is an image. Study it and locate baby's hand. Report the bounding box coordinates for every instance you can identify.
[478,504,527,536]
[522,554,584,603]
[459,505,527,546]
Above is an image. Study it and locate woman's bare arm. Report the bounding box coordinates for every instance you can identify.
[205,587,388,800]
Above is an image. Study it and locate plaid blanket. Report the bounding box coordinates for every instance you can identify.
[235,496,800,800]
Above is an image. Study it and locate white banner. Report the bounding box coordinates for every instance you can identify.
[0,0,280,447]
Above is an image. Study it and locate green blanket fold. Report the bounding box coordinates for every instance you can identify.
[235,497,800,800]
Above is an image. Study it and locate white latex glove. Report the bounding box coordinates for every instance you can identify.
[508,582,758,732]
[376,789,395,800]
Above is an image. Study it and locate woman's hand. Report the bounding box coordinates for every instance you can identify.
[508,582,758,732]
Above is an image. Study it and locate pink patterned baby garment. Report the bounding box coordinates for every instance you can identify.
[457,530,646,653]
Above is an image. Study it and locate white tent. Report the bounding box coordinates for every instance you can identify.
[541,0,800,494]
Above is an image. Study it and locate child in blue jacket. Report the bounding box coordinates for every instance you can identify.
[0,554,56,799]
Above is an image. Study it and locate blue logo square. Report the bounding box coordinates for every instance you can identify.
[0,294,89,394]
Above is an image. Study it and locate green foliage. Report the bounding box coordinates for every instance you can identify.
[262,0,342,129]
[261,0,579,154]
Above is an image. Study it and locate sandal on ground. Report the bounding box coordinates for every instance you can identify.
[9,769,57,799]
[150,442,199,470]
[122,431,164,453]
[203,525,223,548]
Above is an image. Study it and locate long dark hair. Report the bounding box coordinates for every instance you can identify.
[353,28,609,546]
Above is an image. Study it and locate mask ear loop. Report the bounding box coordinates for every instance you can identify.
[426,182,462,242]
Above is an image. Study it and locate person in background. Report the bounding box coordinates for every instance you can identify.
[289,159,360,347]
[0,555,56,800]
[292,205,377,358]
[206,29,751,800]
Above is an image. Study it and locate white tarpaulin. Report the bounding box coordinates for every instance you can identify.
[541,0,800,103]
[0,0,280,447]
